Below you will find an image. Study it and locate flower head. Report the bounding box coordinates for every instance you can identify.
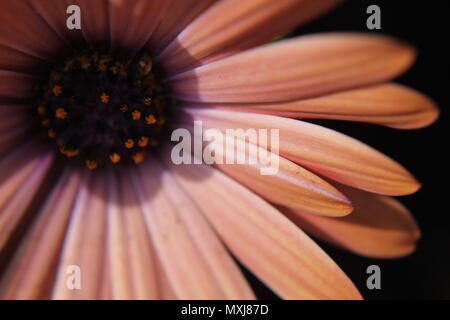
[0,0,439,300]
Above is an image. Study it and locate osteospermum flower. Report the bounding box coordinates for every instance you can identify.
[0,0,439,300]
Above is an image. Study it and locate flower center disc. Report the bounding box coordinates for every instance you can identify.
[37,50,167,169]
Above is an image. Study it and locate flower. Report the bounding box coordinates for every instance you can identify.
[0,0,439,300]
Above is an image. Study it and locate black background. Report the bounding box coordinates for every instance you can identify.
[247,0,450,300]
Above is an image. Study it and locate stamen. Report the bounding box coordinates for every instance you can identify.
[110,65,119,74]
[66,150,80,158]
[132,151,145,164]
[77,56,91,69]
[109,153,121,164]
[86,160,98,170]
[124,139,135,149]
[63,60,75,72]
[158,117,166,125]
[48,129,56,138]
[100,92,110,103]
[118,64,127,77]
[60,147,79,158]
[52,85,63,96]
[150,138,158,147]
[132,110,141,120]
[37,105,46,115]
[55,108,68,119]
[51,73,62,81]
[139,58,152,75]
[145,114,156,125]
[138,136,149,147]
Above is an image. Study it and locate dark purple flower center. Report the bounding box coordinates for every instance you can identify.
[36,50,168,169]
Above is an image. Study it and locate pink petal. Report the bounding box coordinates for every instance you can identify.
[281,184,420,258]
[178,121,352,217]
[0,104,32,132]
[51,171,108,299]
[149,0,217,55]
[0,144,54,252]
[67,0,110,47]
[168,33,416,103]
[131,159,255,299]
[106,169,159,299]
[0,1,66,61]
[163,151,361,299]
[27,0,86,47]
[182,108,420,195]
[201,83,439,129]
[0,168,82,299]
[109,0,172,54]
[158,0,342,74]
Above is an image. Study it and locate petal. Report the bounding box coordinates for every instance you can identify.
[163,151,361,299]
[0,168,82,299]
[178,121,352,216]
[158,0,342,74]
[182,108,420,195]
[109,0,172,54]
[0,144,54,252]
[0,126,30,154]
[68,0,110,47]
[149,0,217,55]
[0,44,49,74]
[27,0,85,47]
[51,171,108,299]
[203,83,439,129]
[107,169,159,299]
[0,1,66,61]
[280,184,420,258]
[0,104,32,132]
[168,33,416,103]
[0,71,40,102]
[131,160,255,299]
